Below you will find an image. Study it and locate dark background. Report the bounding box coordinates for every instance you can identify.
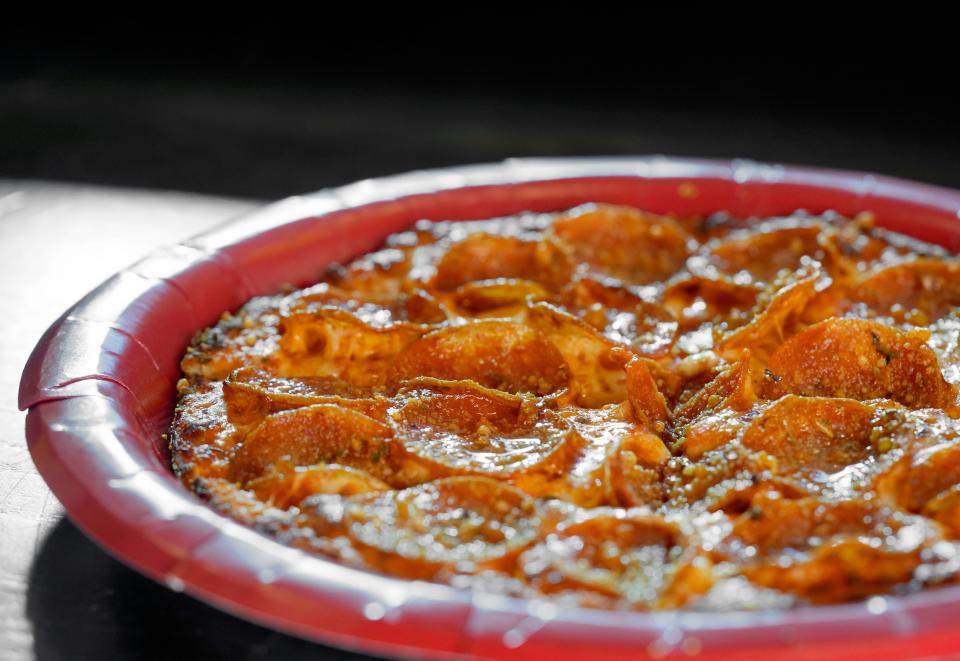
[3,28,959,198]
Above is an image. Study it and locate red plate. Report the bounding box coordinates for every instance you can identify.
[19,158,960,660]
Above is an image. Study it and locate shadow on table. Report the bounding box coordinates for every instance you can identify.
[27,517,378,661]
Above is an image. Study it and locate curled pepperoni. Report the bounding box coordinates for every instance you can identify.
[562,277,678,358]
[666,441,781,510]
[725,494,944,602]
[662,276,760,333]
[819,212,894,268]
[343,477,542,579]
[681,409,755,462]
[193,477,351,555]
[923,485,960,537]
[388,378,582,481]
[322,243,418,296]
[386,320,569,396]
[852,258,960,324]
[763,318,957,408]
[273,308,426,387]
[284,282,447,325]
[740,396,877,475]
[696,220,825,284]
[511,406,670,508]
[433,233,573,292]
[248,463,391,509]
[679,397,890,502]
[229,404,396,483]
[873,410,960,512]
[551,204,691,285]
[195,477,273,525]
[518,510,710,607]
[527,302,627,407]
[624,356,670,432]
[901,443,960,511]
[223,367,387,428]
[674,352,758,435]
[718,261,830,360]
[607,432,671,507]
[453,279,549,315]
[927,316,960,388]
[170,381,237,481]
[393,377,531,430]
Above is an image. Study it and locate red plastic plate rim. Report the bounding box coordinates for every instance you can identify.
[19,157,960,660]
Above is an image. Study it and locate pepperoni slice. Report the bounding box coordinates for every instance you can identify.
[697,220,825,284]
[453,279,549,315]
[923,485,960,537]
[820,213,893,268]
[561,277,679,358]
[322,243,419,297]
[623,357,670,432]
[285,282,448,325]
[873,409,960,512]
[852,258,960,324]
[718,261,829,360]
[681,409,756,462]
[433,233,573,292]
[192,476,350,554]
[679,397,888,502]
[740,396,877,475]
[607,432,671,507]
[673,352,758,435]
[662,276,760,333]
[229,404,397,483]
[388,378,582,481]
[273,308,426,387]
[386,320,569,396]
[510,406,670,508]
[927,316,960,388]
[725,494,944,603]
[195,476,280,525]
[223,367,387,428]
[763,318,957,408]
[248,463,391,509]
[901,443,960,511]
[527,302,627,407]
[666,441,782,510]
[518,510,709,608]
[551,204,691,285]
[343,477,542,579]
[170,381,238,481]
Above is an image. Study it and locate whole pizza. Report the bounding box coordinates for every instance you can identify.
[170,204,960,610]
